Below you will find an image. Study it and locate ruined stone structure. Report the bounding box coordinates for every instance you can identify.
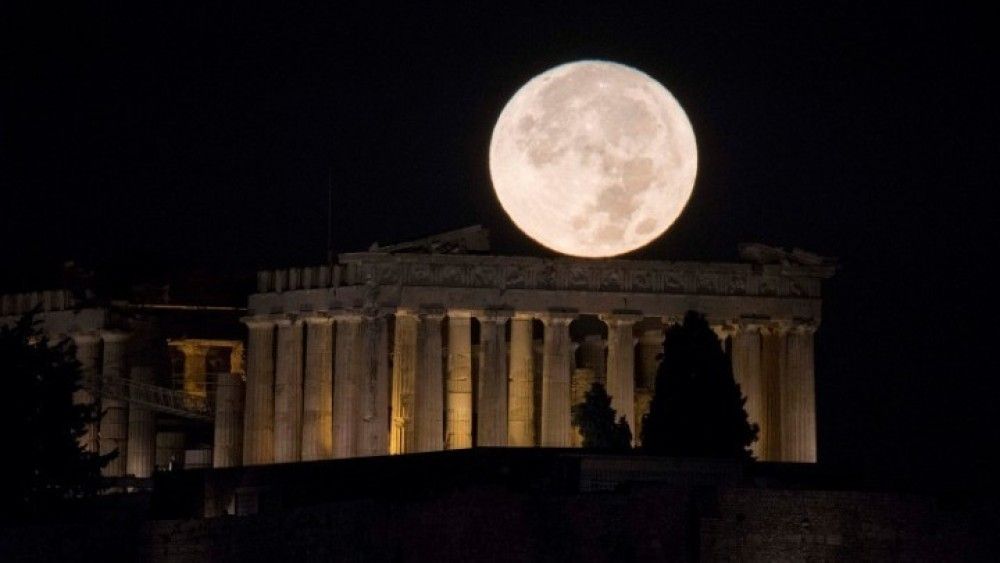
[242,242,833,464]
[0,234,833,473]
[0,292,245,477]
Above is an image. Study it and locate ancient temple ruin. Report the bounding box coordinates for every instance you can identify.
[0,227,834,481]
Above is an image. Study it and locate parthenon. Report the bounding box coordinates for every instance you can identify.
[238,239,834,465]
[0,232,834,477]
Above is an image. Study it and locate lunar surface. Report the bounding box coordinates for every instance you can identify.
[489,60,697,257]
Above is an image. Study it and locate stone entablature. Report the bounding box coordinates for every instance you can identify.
[239,249,833,466]
[249,252,833,326]
[256,253,833,299]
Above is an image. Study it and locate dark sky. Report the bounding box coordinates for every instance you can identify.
[3,4,995,490]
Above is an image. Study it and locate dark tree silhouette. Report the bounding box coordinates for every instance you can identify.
[641,311,758,459]
[571,382,632,451]
[0,311,112,522]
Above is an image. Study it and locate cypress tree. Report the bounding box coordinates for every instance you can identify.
[0,311,112,522]
[641,310,757,459]
[571,382,632,451]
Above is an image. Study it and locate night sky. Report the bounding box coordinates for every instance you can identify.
[4,5,994,491]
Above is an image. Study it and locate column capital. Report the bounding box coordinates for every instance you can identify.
[99,329,130,343]
[174,340,210,358]
[512,311,536,321]
[473,307,513,323]
[301,311,335,325]
[732,317,765,333]
[328,308,365,322]
[539,308,577,325]
[789,320,819,335]
[711,323,736,341]
[600,310,643,326]
[418,305,447,320]
[445,308,475,320]
[274,313,305,327]
[241,314,280,329]
[394,307,422,319]
[760,319,793,336]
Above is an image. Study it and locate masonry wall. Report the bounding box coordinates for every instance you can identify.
[700,488,981,562]
[1,483,985,562]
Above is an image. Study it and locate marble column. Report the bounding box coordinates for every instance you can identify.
[391,311,420,454]
[357,313,390,456]
[242,317,275,466]
[415,308,445,452]
[541,311,575,447]
[602,312,641,441]
[508,314,535,447]
[100,330,129,477]
[213,365,245,468]
[71,332,101,454]
[333,311,364,458]
[782,323,818,462]
[732,322,764,459]
[274,316,304,463]
[126,366,156,477]
[301,314,334,461]
[760,323,789,462]
[477,309,510,447]
[445,311,473,449]
[179,343,209,398]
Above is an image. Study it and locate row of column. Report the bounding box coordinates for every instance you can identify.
[240,310,817,465]
[243,311,390,466]
[241,309,651,464]
[71,331,153,478]
[730,322,817,462]
[72,331,248,476]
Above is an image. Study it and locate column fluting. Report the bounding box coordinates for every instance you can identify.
[357,313,390,456]
[602,312,641,441]
[541,311,575,447]
[242,317,275,466]
[273,316,304,463]
[508,314,535,447]
[390,311,420,454]
[476,309,510,447]
[732,321,764,459]
[415,308,445,452]
[301,314,334,461]
[760,323,789,462]
[333,311,363,458]
[782,323,817,462]
[126,365,156,477]
[100,331,129,476]
[445,311,473,449]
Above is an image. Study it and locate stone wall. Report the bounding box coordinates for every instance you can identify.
[700,488,982,561]
[3,483,982,562]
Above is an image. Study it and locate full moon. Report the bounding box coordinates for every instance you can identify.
[489,60,697,257]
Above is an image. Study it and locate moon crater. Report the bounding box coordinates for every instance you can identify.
[489,60,697,257]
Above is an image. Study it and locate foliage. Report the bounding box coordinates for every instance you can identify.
[641,310,758,459]
[0,311,112,522]
[571,382,632,451]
